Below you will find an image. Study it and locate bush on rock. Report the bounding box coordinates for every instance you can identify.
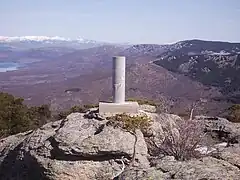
[151,119,206,161]
[106,113,152,132]
[56,104,98,120]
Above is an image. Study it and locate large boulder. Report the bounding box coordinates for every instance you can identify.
[0,112,149,180]
[194,115,240,144]
[142,112,184,155]
[121,156,240,180]
[155,156,240,179]
[212,144,240,169]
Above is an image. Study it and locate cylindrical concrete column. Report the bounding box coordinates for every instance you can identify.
[112,56,125,103]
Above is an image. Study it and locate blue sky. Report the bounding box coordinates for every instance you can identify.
[1,0,240,44]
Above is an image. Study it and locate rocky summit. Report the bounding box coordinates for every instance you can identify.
[0,105,240,180]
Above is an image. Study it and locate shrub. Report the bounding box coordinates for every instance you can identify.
[28,104,52,127]
[0,92,31,138]
[0,92,53,138]
[83,104,98,109]
[56,111,70,120]
[127,98,158,107]
[106,113,152,132]
[56,104,99,120]
[152,119,205,161]
[227,104,240,123]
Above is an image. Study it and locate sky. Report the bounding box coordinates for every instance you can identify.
[0,0,240,44]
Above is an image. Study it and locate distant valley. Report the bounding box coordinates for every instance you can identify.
[0,36,239,116]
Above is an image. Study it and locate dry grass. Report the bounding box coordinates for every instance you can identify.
[106,113,152,132]
[127,98,158,107]
[152,119,206,161]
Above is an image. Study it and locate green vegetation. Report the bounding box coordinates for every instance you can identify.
[0,92,51,138]
[0,92,158,139]
[227,104,240,123]
[127,97,158,107]
[28,104,52,127]
[108,97,159,108]
[56,104,98,120]
[0,92,164,139]
[106,113,152,132]
[0,92,31,138]
[0,92,98,139]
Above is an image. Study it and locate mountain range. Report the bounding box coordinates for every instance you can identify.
[0,36,239,116]
[153,40,240,103]
[0,36,130,50]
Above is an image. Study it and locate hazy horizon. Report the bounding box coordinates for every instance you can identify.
[1,0,240,44]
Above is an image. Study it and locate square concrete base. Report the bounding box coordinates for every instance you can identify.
[99,101,139,115]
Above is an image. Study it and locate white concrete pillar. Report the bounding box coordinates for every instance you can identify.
[112,56,125,103]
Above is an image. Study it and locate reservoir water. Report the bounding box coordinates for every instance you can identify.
[0,62,20,72]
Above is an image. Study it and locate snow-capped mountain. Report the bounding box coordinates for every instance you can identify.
[0,36,69,42]
[0,36,100,43]
[0,36,118,50]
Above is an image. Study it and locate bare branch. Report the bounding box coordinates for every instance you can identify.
[155,119,205,161]
[111,156,125,179]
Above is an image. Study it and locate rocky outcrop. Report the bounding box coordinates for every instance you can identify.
[0,108,240,180]
[121,156,240,180]
[194,115,240,144]
[0,111,150,180]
